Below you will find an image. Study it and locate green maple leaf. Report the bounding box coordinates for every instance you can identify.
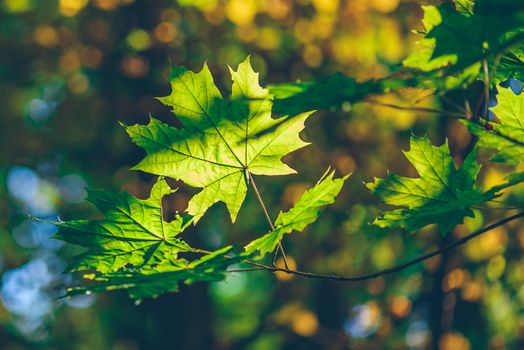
[66,246,242,300]
[366,135,489,234]
[403,5,458,72]
[465,86,524,164]
[244,169,349,258]
[124,57,312,222]
[56,177,192,273]
[402,5,481,90]
[367,134,524,234]
[404,0,524,73]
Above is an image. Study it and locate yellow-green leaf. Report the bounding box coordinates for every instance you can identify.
[465,86,524,164]
[124,57,312,222]
[245,169,349,258]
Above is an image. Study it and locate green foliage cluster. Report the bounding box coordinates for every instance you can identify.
[54,0,524,301]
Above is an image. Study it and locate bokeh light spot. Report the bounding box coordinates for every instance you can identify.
[344,302,381,339]
[226,0,257,26]
[291,309,318,337]
[405,320,430,348]
[93,0,119,11]
[3,0,32,13]
[126,29,152,51]
[121,54,150,78]
[439,332,471,350]
[34,26,59,48]
[274,256,297,281]
[59,0,88,17]
[154,22,178,44]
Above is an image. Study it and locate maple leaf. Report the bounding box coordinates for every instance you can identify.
[465,86,524,164]
[403,5,458,72]
[366,135,490,234]
[404,0,524,73]
[66,246,243,300]
[367,134,524,234]
[244,169,349,258]
[402,5,481,91]
[124,57,312,222]
[56,177,192,273]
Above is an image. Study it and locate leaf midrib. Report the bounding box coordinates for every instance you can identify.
[179,74,245,168]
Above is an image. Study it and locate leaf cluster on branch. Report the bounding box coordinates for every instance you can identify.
[50,0,524,300]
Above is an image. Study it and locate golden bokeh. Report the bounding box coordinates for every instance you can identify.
[34,26,60,48]
[154,22,178,44]
[439,332,471,350]
[59,0,88,17]
[274,256,297,281]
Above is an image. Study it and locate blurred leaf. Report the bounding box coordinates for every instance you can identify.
[176,0,218,10]
[124,57,312,222]
[486,171,524,194]
[269,73,384,115]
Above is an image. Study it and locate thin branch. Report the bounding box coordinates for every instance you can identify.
[490,199,524,204]
[472,205,524,210]
[471,56,489,122]
[490,53,502,83]
[391,89,436,106]
[227,267,267,273]
[482,59,491,120]
[363,98,467,119]
[483,124,524,147]
[248,211,524,282]
[438,94,468,114]
[194,212,524,281]
[247,172,290,269]
[365,95,524,148]
[463,89,473,119]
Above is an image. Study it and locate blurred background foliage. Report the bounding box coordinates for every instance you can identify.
[1,0,524,349]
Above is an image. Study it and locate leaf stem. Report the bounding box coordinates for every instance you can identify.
[438,94,467,114]
[227,267,267,273]
[247,172,290,269]
[482,59,490,120]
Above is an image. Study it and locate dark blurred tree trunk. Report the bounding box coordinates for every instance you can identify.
[428,107,454,350]
[138,283,214,350]
[429,234,451,350]
[429,95,480,349]
[104,284,214,350]
[312,282,346,350]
